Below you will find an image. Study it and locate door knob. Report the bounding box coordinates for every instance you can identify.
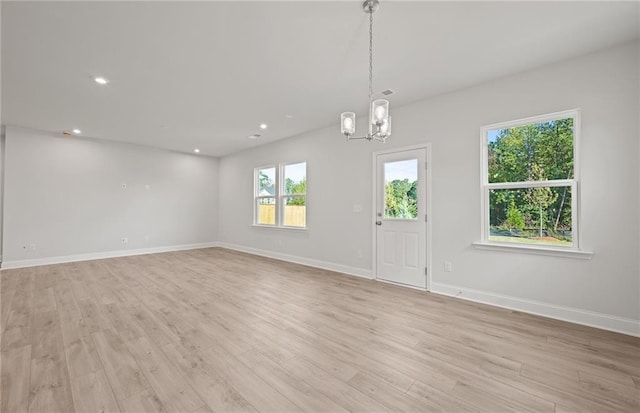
[375,221,382,226]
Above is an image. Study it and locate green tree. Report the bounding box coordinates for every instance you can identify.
[285,178,306,206]
[259,171,273,191]
[385,179,417,219]
[503,198,525,232]
[523,165,558,237]
[487,118,573,234]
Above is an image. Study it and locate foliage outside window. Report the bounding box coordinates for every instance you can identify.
[481,110,579,248]
[255,162,306,228]
[384,159,418,219]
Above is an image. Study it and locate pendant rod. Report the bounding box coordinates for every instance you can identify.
[368,8,373,104]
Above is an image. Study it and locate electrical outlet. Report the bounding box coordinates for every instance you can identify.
[356,249,363,258]
[144,235,150,242]
[444,261,453,272]
[29,244,36,251]
[120,237,129,244]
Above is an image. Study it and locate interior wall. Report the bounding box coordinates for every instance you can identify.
[219,42,639,325]
[2,127,219,265]
[0,128,5,262]
[0,4,3,263]
[637,35,640,326]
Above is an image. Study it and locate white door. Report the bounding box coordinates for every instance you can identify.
[375,148,427,288]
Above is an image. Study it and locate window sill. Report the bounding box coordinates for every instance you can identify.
[252,224,307,232]
[472,241,593,259]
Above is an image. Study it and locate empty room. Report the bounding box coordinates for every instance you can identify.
[1,1,639,412]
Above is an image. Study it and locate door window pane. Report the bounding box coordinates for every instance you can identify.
[384,159,418,219]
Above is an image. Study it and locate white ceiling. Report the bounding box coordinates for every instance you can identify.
[2,1,638,157]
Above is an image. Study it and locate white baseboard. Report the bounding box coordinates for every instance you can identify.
[431,282,640,338]
[0,242,221,269]
[4,241,636,337]
[218,242,372,280]
[218,244,638,337]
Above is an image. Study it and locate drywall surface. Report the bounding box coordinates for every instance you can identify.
[2,128,218,264]
[0,6,3,262]
[0,130,4,262]
[219,42,639,325]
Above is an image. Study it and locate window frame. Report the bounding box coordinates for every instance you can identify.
[254,164,277,227]
[479,109,581,252]
[280,161,307,228]
[254,161,307,229]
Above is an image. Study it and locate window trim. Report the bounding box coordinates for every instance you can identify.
[254,164,278,227]
[478,109,584,253]
[280,161,307,229]
[254,161,307,229]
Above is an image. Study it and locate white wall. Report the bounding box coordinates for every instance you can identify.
[219,42,639,332]
[0,4,3,261]
[636,36,640,329]
[0,129,5,261]
[2,127,219,266]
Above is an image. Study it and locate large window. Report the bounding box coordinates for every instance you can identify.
[255,162,306,228]
[480,110,579,249]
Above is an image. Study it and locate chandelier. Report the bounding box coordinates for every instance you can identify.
[341,0,391,142]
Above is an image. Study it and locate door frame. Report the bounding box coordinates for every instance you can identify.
[371,143,432,291]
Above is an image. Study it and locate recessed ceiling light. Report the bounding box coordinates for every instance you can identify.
[259,123,268,130]
[248,134,261,139]
[72,129,81,134]
[193,148,200,153]
[93,76,109,85]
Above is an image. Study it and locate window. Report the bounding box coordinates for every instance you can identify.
[282,162,307,227]
[256,166,276,225]
[480,110,579,249]
[384,159,418,220]
[254,162,306,228]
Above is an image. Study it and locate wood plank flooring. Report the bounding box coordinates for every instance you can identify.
[1,247,638,412]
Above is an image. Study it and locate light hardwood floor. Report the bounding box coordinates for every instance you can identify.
[1,247,638,412]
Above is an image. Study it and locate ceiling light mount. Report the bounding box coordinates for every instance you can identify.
[341,0,391,143]
[362,0,379,13]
